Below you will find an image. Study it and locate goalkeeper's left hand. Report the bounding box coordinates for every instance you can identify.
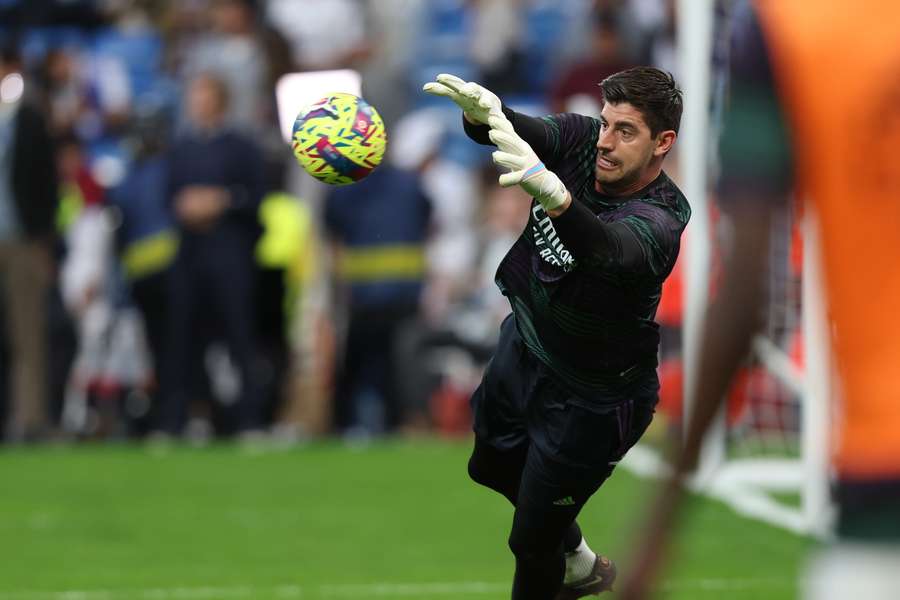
[488,115,571,214]
[422,73,502,125]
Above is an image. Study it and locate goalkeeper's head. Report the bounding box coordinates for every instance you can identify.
[594,67,682,195]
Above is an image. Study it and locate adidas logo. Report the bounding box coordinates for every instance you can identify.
[553,496,576,506]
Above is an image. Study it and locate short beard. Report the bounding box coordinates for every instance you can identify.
[595,162,645,195]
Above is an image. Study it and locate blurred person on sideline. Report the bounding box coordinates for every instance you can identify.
[619,2,900,599]
[57,133,106,321]
[107,107,176,431]
[420,166,534,436]
[57,133,152,438]
[252,158,320,435]
[55,133,111,431]
[549,10,633,116]
[156,73,265,438]
[37,45,133,142]
[159,0,211,77]
[635,0,678,77]
[324,159,432,438]
[181,0,285,138]
[424,65,688,599]
[264,0,372,71]
[0,45,58,443]
[390,109,480,326]
[470,0,527,96]
[473,165,532,330]
[388,111,482,432]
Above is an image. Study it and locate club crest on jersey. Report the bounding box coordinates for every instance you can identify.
[531,204,575,269]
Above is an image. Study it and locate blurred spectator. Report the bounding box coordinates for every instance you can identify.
[0,45,58,442]
[157,73,265,437]
[92,0,172,118]
[268,180,334,440]
[471,0,527,95]
[57,133,106,318]
[324,162,431,437]
[356,0,426,127]
[0,0,104,30]
[57,134,151,438]
[180,0,281,137]
[636,0,678,76]
[396,164,531,435]
[590,0,651,62]
[159,0,210,77]
[386,108,479,431]
[253,160,316,431]
[473,166,530,328]
[36,49,80,135]
[106,107,176,430]
[548,10,633,115]
[265,0,372,71]
[390,108,479,324]
[37,45,132,142]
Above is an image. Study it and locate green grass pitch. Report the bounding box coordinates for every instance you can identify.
[0,440,813,599]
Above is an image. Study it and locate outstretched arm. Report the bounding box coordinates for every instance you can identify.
[422,73,554,159]
[489,114,660,272]
[464,107,554,159]
[423,73,651,270]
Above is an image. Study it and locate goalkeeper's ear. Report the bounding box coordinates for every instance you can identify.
[653,129,677,157]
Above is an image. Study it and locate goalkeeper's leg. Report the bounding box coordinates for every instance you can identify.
[506,445,614,600]
[507,392,655,599]
[468,438,526,504]
[468,438,588,552]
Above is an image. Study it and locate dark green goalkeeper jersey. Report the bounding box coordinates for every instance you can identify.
[465,109,690,404]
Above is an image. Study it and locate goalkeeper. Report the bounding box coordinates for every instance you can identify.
[423,67,689,600]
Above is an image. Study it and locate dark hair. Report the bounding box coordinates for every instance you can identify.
[599,67,683,136]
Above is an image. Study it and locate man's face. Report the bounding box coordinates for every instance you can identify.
[212,0,250,34]
[187,77,225,128]
[595,102,665,193]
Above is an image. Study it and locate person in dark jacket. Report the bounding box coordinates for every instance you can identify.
[0,45,59,442]
[156,73,265,437]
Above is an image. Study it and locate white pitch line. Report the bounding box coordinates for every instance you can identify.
[0,577,795,600]
[0,582,506,600]
[661,577,796,591]
[319,582,509,596]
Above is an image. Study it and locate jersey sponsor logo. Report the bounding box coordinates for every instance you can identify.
[531,204,576,269]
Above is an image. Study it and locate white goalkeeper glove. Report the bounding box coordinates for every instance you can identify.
[488,114,570,213]
[422,73,503,125]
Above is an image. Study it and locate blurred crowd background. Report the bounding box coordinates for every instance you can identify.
[0,0,684,446]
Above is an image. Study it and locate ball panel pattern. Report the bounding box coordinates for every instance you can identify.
[291,93,387,186]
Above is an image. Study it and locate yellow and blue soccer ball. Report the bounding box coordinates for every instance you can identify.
[291,93,387,186]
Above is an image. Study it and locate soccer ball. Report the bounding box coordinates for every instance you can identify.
[291,93,387,186]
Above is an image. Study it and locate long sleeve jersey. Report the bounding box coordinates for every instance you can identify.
[465,109,690,404]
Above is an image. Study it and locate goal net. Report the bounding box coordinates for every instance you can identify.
[696,202,832,537]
